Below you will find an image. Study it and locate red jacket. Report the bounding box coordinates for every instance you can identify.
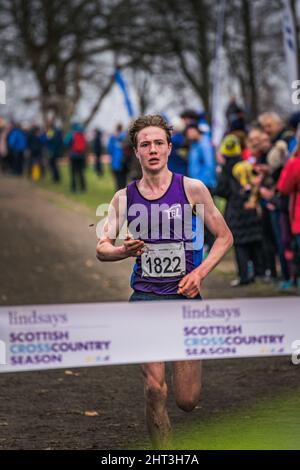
[277,156,300,234]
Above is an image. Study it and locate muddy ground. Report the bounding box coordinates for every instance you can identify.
[0,175,299,450]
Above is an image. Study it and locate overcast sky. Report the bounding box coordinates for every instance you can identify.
[0,35,297,138]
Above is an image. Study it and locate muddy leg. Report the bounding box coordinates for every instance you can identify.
[141,362,172,449]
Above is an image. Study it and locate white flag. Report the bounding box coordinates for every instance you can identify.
[211,0,226,147]
[282,0,299,109]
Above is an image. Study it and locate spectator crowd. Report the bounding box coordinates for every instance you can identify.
[1,100,300,293]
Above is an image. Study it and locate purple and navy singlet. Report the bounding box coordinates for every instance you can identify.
[127,173,203,295]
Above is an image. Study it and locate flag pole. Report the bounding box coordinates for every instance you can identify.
[211,0,227,147]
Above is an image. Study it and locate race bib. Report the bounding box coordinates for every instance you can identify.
[141,242,186,278]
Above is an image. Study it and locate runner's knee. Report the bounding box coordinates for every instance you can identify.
[144,377,168,406]
[175,388,201,412]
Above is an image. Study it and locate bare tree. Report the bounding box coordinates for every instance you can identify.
[0,0,295,128]
[0,0,140,129]
[121,0,217,116]
[224,0,286,119]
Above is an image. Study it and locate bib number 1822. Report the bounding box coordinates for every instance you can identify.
[145,255,181,275]
[141,243,186,278]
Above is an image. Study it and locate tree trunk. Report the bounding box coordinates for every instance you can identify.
[241,0,258,119]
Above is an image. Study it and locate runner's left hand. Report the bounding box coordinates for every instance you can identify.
[177,271,201,298]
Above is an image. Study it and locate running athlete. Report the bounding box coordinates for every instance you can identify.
[96,115,233,449]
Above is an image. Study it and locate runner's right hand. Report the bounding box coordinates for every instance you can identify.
[122,236,145,257]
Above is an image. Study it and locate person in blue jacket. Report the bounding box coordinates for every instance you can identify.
[185,123,217,251]
[168,130,188,175]
[185,123,216,190]
[107,123,127,190]
[7,122,27,175]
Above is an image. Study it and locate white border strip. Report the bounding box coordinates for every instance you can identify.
[0,297,299,372]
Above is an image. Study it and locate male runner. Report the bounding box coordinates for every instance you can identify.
[96,115,233,448]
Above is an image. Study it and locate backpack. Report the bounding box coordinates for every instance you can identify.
[72,131,86,153]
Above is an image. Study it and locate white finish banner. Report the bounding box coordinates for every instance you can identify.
[0,297,299,373]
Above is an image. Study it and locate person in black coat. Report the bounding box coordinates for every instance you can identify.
[27,125,45,179]
[93,128,103,176]
[215,135,264,286]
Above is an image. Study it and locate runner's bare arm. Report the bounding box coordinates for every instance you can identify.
[96,189,145,262]
[178,178,233,298]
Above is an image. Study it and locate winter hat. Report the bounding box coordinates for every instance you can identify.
[219,134,241,157]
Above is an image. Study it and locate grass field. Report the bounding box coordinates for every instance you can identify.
[37,160,226,214]
[135,388,300,450]
[37,160,115,211]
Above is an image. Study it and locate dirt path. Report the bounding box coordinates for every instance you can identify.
[0,176,132,305]
[0,175,299,450]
